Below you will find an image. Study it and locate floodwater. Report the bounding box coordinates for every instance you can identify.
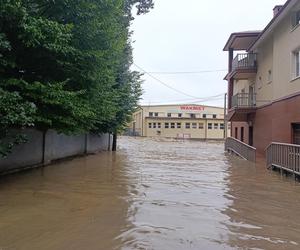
[1,137,300,250]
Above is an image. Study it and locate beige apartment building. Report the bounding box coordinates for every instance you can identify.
[224,0,300,155]
[128,104,228,140]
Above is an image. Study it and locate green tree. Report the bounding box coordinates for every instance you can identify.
[0,0,153,156]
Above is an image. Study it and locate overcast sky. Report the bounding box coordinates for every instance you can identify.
[131,0,285,107]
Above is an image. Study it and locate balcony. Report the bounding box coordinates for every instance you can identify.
[232,93,256,108]
[227,93,256,121]
[229,53,257,79]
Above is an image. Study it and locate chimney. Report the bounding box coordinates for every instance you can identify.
[273,5,283,17]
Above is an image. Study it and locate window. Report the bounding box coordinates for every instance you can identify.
[153,123,156,129]
[258,76,262,89]
[190,114,196,118]
[293,50,300,78]
[154,112,159,117]
[267,70,272,82]
[158,123,161,129]
[185,123,191,129]
[199,123,204,129]
[292,10,300,28]
[177,123,181,129]
[171,123,175,129]
[192,123,197,129]
[167,113,172,117]
[178,113,182,118]
[148,123,152,128]
[202,114,207,118]
[165,123,169,129]
[213,114,217,119]
[220,123,225,130]
[208,123,212,130]
[214,123,219,129]
[149,112,153,117]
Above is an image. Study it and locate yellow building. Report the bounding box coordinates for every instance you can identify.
[128,104,228,140]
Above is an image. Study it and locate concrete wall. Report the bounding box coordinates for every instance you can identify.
[0,129,112,175]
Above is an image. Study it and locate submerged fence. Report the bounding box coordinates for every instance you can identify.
[266,142,300,175]
[225,137,256,162]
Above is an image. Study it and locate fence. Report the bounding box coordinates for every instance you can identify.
[266,142,300,175]
[225,137,256,162]
[0,129,112,175]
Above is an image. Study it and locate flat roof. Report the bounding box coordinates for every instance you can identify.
[139,104,224,109]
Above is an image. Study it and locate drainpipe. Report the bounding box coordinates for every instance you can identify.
[224,93,227,139]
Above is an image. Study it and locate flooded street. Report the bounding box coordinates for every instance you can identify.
[1,137,300,250]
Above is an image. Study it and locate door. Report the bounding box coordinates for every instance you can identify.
[249,126,253,146]
[241,127,244,142]
[292,123,300,145]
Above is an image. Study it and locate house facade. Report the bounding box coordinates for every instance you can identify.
[224,0,300,155]
[128,104,228,140]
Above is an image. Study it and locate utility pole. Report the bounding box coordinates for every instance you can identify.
[223,93,227,139]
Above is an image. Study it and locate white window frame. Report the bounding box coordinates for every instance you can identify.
[291,10,300,30]
[292,49,300,80]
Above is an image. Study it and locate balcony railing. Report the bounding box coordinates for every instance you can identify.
[232,93,256,108]
[225,137,256,162]
[266,143,300,176]
[232,53,257,71]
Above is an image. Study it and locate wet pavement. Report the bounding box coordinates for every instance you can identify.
[0,136,300,250]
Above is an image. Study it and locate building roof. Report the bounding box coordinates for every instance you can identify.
[139,104,224,109]
[224,0,298,52]
[248,0,297,51]
[223,31,261,51]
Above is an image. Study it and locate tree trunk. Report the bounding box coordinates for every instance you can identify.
[112,132,117,151]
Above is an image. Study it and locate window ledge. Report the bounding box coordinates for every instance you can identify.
[290,76,300,83]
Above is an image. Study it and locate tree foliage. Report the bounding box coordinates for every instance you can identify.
[0,0,153,156]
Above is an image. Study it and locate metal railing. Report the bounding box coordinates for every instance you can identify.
[232,93,256,108]
[266,143,300,175]
[232,53,257,71]
[225,137,256,162]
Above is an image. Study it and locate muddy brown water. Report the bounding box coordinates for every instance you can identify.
[1,137,300,250]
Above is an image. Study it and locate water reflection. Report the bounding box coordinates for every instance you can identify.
[223,157,300,250]
[0,137,300,250]
[0,151,131,250]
